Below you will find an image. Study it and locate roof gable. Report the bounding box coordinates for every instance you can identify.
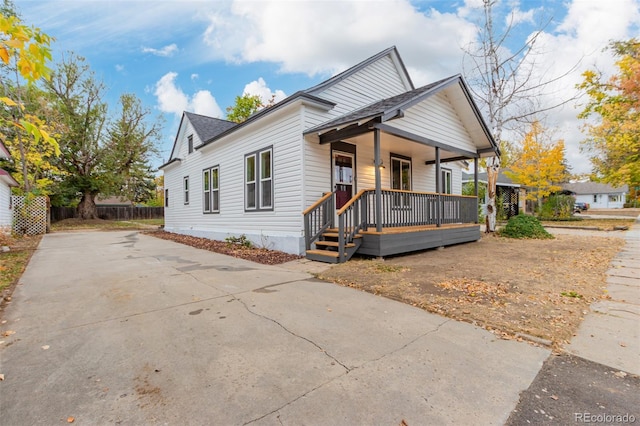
[304,74,498,157]
[304,75,456,134]
[304,46,414,96]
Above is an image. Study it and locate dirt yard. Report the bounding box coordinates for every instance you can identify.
[316,232,626,349]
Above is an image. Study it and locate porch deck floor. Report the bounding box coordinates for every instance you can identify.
[360,223,479,235]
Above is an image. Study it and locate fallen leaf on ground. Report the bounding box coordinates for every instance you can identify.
[41,345,50,350]
[67,416,75,423]
[2,330,15,337]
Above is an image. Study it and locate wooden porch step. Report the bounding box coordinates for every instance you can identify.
[315,241,356,248]
[305,249,341,264]
[322,232,362,239]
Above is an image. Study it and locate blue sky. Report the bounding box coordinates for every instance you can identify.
[14,0,640,174]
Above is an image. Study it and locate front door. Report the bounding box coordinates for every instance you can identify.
[333,151,354,210]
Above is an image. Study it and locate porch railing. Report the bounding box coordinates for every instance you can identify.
[363,189,478,228]
[303,189,478,253]
[302,192,334,250]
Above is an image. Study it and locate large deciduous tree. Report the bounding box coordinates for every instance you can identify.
[578,39,639,198]
[505,121,568,210]
[463,0,576,230]
[45,54,161,218]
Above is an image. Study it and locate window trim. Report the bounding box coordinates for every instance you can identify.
[441,168,452,194]
[202,165,220,214]
[187,134,194,154]
[183,176,189,205]
[245,146,273,212]
[390,153,412,191]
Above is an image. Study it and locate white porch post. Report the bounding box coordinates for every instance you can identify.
[374,128,383,232]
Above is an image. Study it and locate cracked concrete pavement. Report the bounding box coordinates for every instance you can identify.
[0,231,549,425]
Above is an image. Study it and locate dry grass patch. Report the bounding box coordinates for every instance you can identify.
[317,232,625,349]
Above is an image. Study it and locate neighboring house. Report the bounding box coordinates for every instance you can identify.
[462,170,526,217]
[0,141,19,234]
[161,46,499,263]
[561,182,628,209]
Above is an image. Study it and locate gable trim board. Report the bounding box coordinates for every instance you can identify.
[162,46,498,255]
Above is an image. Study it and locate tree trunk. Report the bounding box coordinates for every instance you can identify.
[486,159,499,232]
[77,192,98,220]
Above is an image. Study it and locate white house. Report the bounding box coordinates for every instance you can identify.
[561,182,628,209]
[0,141,18,234]
[161,47,499,262]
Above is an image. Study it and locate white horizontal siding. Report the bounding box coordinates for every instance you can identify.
[389,93,477,154]
[164,108,308,254]
[318,55,408,118]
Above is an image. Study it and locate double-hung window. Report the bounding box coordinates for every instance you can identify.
[164,189,169,207]
[245,147,273,211]
[391,155,411,191]
[183,176,189,204]
[203,166,220,213]
[188,135,194,154]
[391,155,411,207]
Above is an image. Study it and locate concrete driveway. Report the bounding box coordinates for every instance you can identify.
[0,231,549,425]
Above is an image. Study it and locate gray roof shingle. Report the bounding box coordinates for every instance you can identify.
[184,112,236,143]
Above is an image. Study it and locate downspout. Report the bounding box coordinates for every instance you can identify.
[374,128,383,232]
[435,147,441,227]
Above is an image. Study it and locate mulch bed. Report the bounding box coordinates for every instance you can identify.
[143,230,302,265]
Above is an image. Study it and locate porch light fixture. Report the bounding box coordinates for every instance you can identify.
[373,159,385,169]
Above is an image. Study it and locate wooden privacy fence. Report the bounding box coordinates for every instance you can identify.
[50,206,164,223]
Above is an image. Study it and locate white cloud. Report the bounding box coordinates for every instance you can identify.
[142,43,179,57]
[154,72,223,119]
[525,0,640,174]
[242,78,286,105]
[191,90,224,117]
[191,73,199,80]
[201,0,477,81]
[509,7,535,26]
[115,64,124,72]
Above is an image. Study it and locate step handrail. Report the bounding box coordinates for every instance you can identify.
[337,190,368,260]
[302,191,335,250]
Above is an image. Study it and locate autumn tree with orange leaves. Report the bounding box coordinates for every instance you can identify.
[505,122,568,210]
[578,39,639,202]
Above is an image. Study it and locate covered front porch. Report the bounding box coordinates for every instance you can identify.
[301,76,499,263]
